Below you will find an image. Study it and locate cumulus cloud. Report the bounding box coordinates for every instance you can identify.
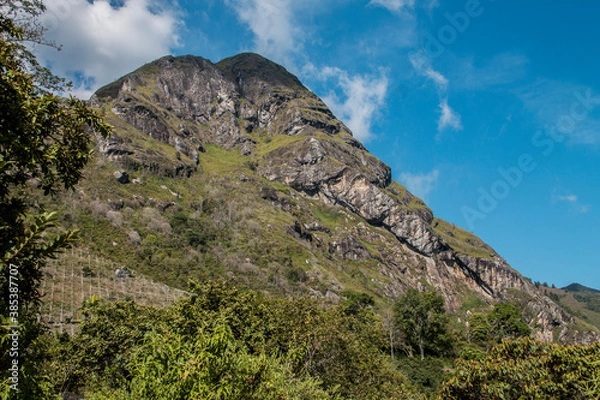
[38,0,181,98]
[399,169,439,200]
[226,0,318,68]
[409,51,462,134]
[307,65,388,142]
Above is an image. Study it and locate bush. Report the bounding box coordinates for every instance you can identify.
[440,337,600,400]
[52,282,426,399]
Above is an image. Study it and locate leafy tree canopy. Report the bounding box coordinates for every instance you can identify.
[0,0,110,310]
[394,288,452,360]
[440,337,600,400]
[488,303,531,341]
[0,2,110,396]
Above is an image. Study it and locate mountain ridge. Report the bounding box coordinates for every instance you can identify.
[563,283,600,293]
[57,52,598,343]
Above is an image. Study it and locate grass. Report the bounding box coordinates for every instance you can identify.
[311,202,344,228]
[408,196,429,210]
[432,218,495,259]
[545,286,600,331]
[253,132,306,156]
[200,144,250,175]
[459,294,492,313]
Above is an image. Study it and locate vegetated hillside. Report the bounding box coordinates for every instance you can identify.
[562,283,600,317]
[563,283,600,293]
[45,52,597,342]
[534,283,600,335]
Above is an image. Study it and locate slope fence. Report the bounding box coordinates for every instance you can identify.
[39,248,191,334]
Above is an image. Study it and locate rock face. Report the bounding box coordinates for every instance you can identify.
[90,52,590,341]
[113,170,130,184]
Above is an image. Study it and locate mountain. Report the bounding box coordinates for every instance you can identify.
[563,283,600,293]
[45,53,597,342]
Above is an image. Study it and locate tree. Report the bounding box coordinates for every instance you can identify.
[440,337,600,400]
[465,312,491,345]
[487,303,530,341]
[0,0,67,92]
[340,289,374,316]
[51,282,426,399]
[0,3,110,396]
[0,2,109,307]
[382,307,399,359]
[393,288,451,360]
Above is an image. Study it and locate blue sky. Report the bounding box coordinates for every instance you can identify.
[38,0,600,289]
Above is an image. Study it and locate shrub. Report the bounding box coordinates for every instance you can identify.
[106,211,124,227]
[440,338,600,400]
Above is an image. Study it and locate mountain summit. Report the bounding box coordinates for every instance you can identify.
[79,53,596,342]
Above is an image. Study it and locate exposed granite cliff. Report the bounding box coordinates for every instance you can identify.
[89,53,596,342]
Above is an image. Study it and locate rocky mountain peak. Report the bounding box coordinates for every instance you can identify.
[87,53,598,342]
[217,52,305,93]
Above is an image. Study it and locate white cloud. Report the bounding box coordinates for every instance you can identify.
[451,53,529,90]
[370,0,416,12]
[38,0,181,98]
[399,169,439,200]
[427,0,440,11]
[308,66,388,142]
[558,194,578,203]
[409,51,462,134]
[227,0,298,66]
[438,98,462,132]
[552,188,590,214]
[370,0,439,14]
[517,79,600,145]
[409,52,447,91]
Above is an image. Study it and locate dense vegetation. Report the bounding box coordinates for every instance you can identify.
[10,280,600,399]
[1,3,599,399]
[47,281,424,399]
[0,1,109,397]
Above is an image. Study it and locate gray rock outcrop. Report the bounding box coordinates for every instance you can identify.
[90,52,589,341]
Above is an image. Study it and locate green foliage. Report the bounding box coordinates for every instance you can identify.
[50,298,163,392]
[466,312,492,345]
[431,218,494,259]
[0,5,109,306]
[0,4,110,397]
[340,289,374,316]
[243,159,258,171]
[440,337,600,400]
[488,303,531,341]
[51,281,424,399]
[87,320,332,400]
[394,289,452,360]
[396,357,449,395]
